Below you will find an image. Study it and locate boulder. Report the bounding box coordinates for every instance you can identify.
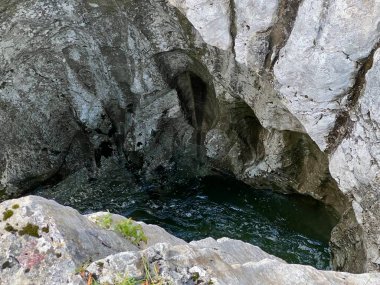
[0,196,137,284]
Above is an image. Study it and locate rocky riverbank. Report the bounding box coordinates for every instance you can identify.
[0,196,379,285]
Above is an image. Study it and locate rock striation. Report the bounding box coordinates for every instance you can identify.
[1,196,380,285]
[0,0,380,273]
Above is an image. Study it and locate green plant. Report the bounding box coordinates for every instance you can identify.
[75,261,91,275]
[91,279,101,285]
[115,276,138,285]
[114,255,167,285]
[75,259,95,273]
[115,218,148,246]
[95,212,113,229]
[94,213,148,246]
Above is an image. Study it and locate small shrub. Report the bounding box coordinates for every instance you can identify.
[115,218,147,246]
[94,213,148,246]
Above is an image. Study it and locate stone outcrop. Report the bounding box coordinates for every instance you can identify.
[1,196,380,285]
[0,196,137,284]
[0,0,380,274]
[0,0,312,200]
[165,0,380,273]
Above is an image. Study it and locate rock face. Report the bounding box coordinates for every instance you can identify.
[0,196,137,284]
[1,196,380,285]
[0,0,380,274]
[0,0,339,209]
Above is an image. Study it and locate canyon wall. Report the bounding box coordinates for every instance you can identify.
[0,0,379,272]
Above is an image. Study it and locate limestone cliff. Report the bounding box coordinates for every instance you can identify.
[0,0,379,273]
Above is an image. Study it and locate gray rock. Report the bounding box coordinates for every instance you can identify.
[87,212,187,248]
[87,239,380,285]
[0,0,333,221]
[169,0,380,273]
[0,196,136,285]
[168,0,232,50]
[1,196,380,284]
[329,48,380,272]
[1,0,380,274]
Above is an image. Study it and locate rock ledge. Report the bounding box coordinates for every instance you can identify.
[1,196,380,285]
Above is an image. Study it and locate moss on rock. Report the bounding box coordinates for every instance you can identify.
[12,204,20,209]
[19,223,40,238]
[3,209,14,221]
[4,223,17,233]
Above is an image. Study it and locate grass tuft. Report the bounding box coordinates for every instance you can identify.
[95,213,148,246]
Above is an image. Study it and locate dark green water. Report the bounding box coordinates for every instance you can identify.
[33,160,338,270]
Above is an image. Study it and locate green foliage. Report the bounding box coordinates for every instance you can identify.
[96,213,113,229]
[41,225,49,233]
[12,204,20,209]
[115,276,138,285]
[4,223,17,233]
[115,218,147,246]
[191,272,200,282]
[114,255,166,285]
[90,279,101,285]
[95,213,147,246]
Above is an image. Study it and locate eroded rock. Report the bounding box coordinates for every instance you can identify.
[1,0,380,274]
[1,197,380,285]
[0,196,137,284]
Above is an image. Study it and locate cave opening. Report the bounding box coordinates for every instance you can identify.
[173,70,218,147]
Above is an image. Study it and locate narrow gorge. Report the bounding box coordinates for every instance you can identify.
[0,0,380,284]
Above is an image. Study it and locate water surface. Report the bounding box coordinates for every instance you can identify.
[33,160,338,269]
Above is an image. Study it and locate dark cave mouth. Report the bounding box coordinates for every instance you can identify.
[32,158,338,270]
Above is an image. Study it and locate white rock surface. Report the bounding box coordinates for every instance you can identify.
[274,0,380,150]
[234,0,278,67]
[329,48,380,272]
[168,0,232,50]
